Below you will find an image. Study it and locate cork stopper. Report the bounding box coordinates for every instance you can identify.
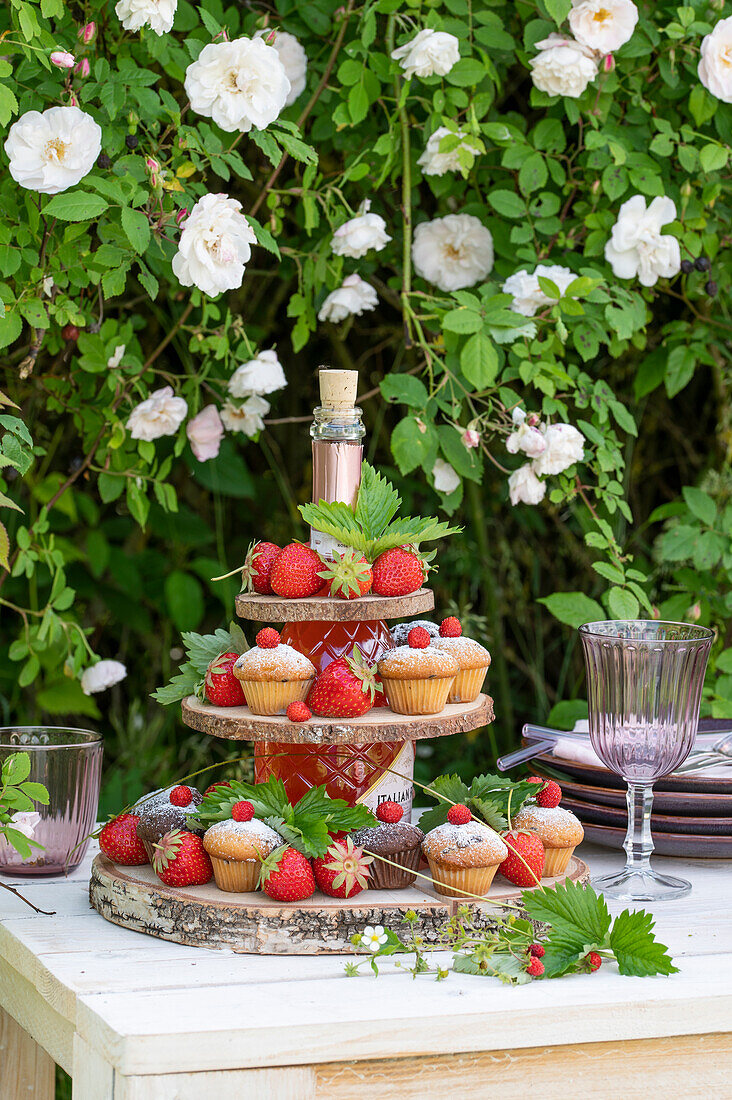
[318,368,358,410]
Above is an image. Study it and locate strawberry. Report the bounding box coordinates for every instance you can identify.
[447,803,472,825]
[407,626,431,649]
[439,616,462,638]
[585,952,602,972]
[528,942,545,958]
[99,813,149,866]
[231,800,254,822]
[205,652,246,707]
[527,776,563,808]
[259,845,315,902]
[241,540,280,595]
[152,830,213,887]
[204,780,232,796]
[312,836,372,898]
[371,547,425,597]
[307,649,378,718]
[526,956,545,978]
[255,627,280,649]
[317,550,373,600]
[499,830,545,887]
[376,800,403,824]
[286,700,312,722]
[169,785,195,807]
[270,542,325,599]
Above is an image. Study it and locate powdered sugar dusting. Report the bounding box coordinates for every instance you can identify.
[390,620,439,647]
[422,820,508,863]
[235,644,316,680]
[433,636,491,668]
[378,644,459,678]
[514,805,583,847]
[205,818,283,844]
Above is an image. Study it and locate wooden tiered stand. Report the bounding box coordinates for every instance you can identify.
[90,589,589,953]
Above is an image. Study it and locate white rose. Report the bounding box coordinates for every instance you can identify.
[331,200,391,259]
[172,193,256,297]
[418,126,477,177]
[10,812,42,839]
[533,423,585,476]
[699,17,732,104]
[127,387,188,441]
[503,264,576,316]
[432,458,460,495]
[391,29,460,79]
[508,464,546,506]
[604,194,680,287]
[254,29,307,106]
[221,395,270,437]
[318,275,378,323]
[115,0,177,35]
[185,37,290,133]
[569,0,638,54]
[229,349,287,397]
[4,106,102,195]
[530,34,598,98]
[506,422,548,459]
[412,213,494,292]
[81,659,127,695]
[186,405,224,462]
[107,344,125,369]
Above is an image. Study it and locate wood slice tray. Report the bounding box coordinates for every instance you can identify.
[89,854,590,955]
[181,693,494,744]
[234,588,434,623]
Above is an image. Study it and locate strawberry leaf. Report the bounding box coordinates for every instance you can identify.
[542,931,600,978]
[521,880,612,945]
[609,909,678,976]
[151,665,200,705]
[355,462,401,539]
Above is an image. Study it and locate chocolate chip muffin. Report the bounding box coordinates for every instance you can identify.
[135,785,204,861]
[350,801,424,889]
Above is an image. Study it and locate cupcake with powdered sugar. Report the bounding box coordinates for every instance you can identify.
[422,803,508,898]
[233,627,316,715]
[389,619,439,648]
[203,800,283,892]
[432,617,491,703]
[377,626,458,715]
[135,784,204,861]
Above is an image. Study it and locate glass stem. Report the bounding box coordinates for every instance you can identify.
[623,781,654,873]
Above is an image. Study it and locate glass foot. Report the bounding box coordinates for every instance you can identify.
[591,866,692,903]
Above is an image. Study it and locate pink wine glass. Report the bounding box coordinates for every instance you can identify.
[579,620,713,902]
[0,727,103,876]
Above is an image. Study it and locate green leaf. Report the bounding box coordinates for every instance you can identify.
[151,665,200,706]
[689,84,717,127]
[682,487,716,526]
[453,951,531,984]
[354,462,401,540]
[461,333,499,390]
[487,190,525,218]
[164,571,204,632]
[380,374,429,409]
[121,207,151,254]
[609,909,678,976]
[700,144,728,173]
[418,773,471,833]
[665,346,696,398]
[607,586,640,620]
[0,83,19,128]
[44,192,108,222]
[390,416,438,476]
[543,0,572,24]
[518,152,548,194]
[19,781,49,804]
[181,627,245,675]
[442,309,482,335]
[538,591,605,629]
[445,58,486,87]
[523,880,612,944]
[2,752,30,784]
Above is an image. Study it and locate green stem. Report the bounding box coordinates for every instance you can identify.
[387,16,413,344]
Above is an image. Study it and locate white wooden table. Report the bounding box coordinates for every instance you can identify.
[1,840,731,1099]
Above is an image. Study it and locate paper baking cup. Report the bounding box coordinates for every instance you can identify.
[368,846,421,889]
[425,857,499,899]
[141,839,156,864]
[240,678,313,716]
[543,845,575,877]
[447,666,488,704]
[210,856,260,892]
[383,676,455,715]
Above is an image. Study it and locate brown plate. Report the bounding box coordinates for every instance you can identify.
[524,746,732,795]
[532,764,732,817]
[580,821,732,858]
[562,794,732,836]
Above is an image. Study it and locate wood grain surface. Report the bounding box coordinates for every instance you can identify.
[234,588,434,623]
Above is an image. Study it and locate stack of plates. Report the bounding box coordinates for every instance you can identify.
[526,720,732,858]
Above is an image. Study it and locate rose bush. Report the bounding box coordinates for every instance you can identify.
[0,0,731,793]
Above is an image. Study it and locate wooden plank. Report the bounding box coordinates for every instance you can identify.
[71,1036,114,1100]
[182,693,494,744]
[0,956,73,1074]
[0,1006,54,1100]
[114,1067,316,1100]
[235,589,434,623]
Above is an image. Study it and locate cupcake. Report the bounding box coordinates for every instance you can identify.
[513,805,584,877]
[203,801,283,892]
[350,800,424,889]
[389,619,439,648]
[422,806,508,898]
[433,618,491,703]
[233,627,316,715]
[135,784,203,861]
[377,627,459,715]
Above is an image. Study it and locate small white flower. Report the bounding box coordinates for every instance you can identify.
[569,0,638,54]
[107,344,125,369]
[115,0,177,35]
[503,264,576,317]
[229,349,287,397]
[508,464,546,506]
[361,925,388,952]
[432,458,460,495]
[418,126,478,177]
[127,386,188,441]
[331,200,391,259]
[254,28,307,106]
[699,17,732,104]
[412,214,494,292]
[462,428,480,448]
[10,811,41,840]
[187,405,224,461]
[506,422,548,459]
[533,423,585,476]
[185,36,290,133]
[318,274,378,323]
[604,195,680,287]
[391,29,460,79]
[530,34,598,98]
[42,276,54,297]
[172,193,256,297]
[221,395,270,437]
[512,407,527,426]
[4,106,102,195]
[81,659,127,695]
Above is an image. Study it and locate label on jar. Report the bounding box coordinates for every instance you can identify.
[310,529,350,562]
[357,741,415,821]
